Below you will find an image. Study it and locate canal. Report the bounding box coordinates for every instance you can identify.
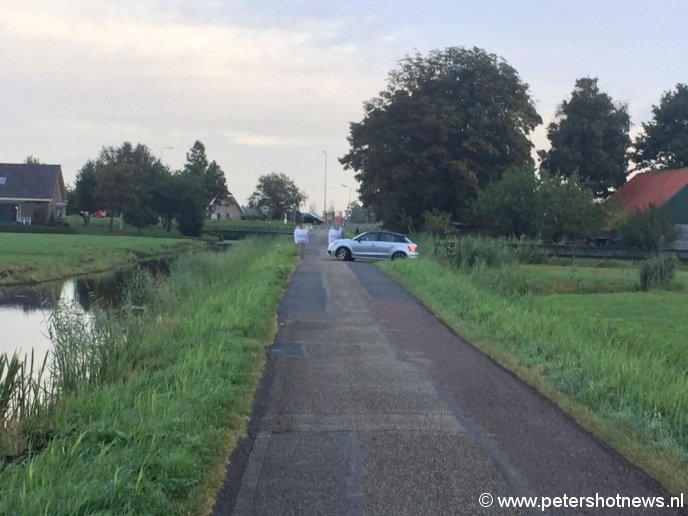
[0,259,170,361]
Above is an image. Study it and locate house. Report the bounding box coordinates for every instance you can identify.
[208,193,243,220]
[611,167,688,224]
[0,163,67,225]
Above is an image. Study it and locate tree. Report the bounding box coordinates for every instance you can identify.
[94,142,166,232]
[72,160,98,226]
[538,172,602,242]
[24,155,41,164]
[340,46,541,231]
[474,165,541,237]
[474,167,603,241]
[94,162,142,232]
[539,77,631,198]
[183,141,229,204]
[346,201,375,224]
[634,83,688,170]
[248,173,306,220]
[173,173,206,236]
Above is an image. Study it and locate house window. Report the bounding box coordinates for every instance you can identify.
[0,177,6,185]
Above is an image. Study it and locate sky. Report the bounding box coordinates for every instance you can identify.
[2,0,688,213]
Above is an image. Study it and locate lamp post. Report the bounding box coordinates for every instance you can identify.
[160,146,173,162]
[321,150,327,220]
[341,183,352,209]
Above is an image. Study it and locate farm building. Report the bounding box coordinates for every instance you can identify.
[208,193,243,220]
[0,163,67,225]
[611,167,688,224]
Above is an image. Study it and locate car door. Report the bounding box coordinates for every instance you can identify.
[350,232,379,258]
[375,233,397,258]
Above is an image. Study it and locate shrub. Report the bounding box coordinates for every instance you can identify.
[422,210,453,237]
[638,255,675,291]
[511,236,546,264]
[450,236,515,270]
[619,205,678,251]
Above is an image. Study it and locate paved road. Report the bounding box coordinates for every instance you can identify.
[213,228,684,515]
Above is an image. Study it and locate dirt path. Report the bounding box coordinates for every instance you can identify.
[212,228,684,515]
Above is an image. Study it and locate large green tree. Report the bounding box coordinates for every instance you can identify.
[475,166,603,241]
[539,78,630,198]
[93,142,165,232]
[340,47,541,231]
[248,173,306,220]
[538,172,602,242]
[634,83,688,170]
[72,160,98,226]
[172,173,207,236]
[474,165,541,237]
[94,162,143,232]
[183,141,229,205]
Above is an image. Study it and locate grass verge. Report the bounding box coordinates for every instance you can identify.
[379,256,688,496]
[0,238,298,514]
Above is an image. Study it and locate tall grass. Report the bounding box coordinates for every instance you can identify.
[0,350,55,460]
[638,255,676,291]
[0,238,297,514]
[48,303,130,392]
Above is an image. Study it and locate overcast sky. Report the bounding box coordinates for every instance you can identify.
[2,0,687,212]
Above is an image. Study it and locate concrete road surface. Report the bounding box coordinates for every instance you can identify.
[213,227,685,515]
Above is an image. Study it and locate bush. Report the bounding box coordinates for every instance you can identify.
[638,255,675,291]
[448,236,515,270]
[511,236,546,264]
[422,210,453,237]
[619,205,677,251]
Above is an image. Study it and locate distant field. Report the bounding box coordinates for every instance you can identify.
[204,219,295,231]
[513,263,688,294]
[65,215,298,238]
[65,215,185,238]
[0,233,201,285]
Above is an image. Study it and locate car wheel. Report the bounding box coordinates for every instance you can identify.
[335,247,351,261]
[391,251,406,261]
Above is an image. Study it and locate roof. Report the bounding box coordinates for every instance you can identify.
[208,193,243,212]
[611,168,688,215]
[0,163,65,201]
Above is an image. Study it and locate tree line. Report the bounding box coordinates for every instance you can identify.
[71,141,229,236]
[70,141,309,235]
[340,46,688,239]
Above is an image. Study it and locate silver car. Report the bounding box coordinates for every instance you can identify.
[327,231,419,261]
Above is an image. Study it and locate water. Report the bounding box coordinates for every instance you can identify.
[0,259,170,360]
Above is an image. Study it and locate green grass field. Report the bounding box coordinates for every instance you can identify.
[380,254,688,495]
[513,263,688,294]
[0,233,202,285]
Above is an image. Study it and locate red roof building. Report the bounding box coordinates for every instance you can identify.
[611,168,688,223]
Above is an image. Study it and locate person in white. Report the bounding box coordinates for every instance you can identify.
[328,225,344,245]
[294,224,310,245]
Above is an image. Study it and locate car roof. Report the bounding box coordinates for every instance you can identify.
[359,230,409,238]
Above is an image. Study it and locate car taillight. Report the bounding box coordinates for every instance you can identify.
[408,245,417,252]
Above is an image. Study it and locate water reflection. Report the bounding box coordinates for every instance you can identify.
[0,259,170,359]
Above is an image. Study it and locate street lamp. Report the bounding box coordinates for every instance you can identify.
[321,150,327,220]
[341,184,352,210]
[341,184,352,225]
[160,146,173,162]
